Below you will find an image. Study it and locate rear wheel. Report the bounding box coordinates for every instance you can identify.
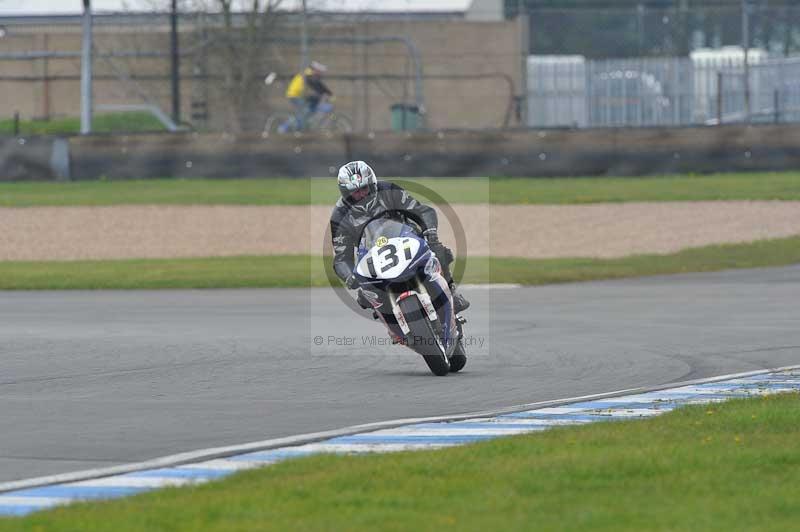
[398,296,449,376]
[264,112,294,134]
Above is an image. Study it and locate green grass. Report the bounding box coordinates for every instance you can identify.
[0,236,799,290]
[465,235,800,285]
[2,172,800,206]
[0,178,317,207]
[0,255,320,290]
[0,111,167,136]
[3,393,799,531]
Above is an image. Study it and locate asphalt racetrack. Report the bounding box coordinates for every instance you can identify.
[2,266,800,483]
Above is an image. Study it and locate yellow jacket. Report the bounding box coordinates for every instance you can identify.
[285,72,306,99]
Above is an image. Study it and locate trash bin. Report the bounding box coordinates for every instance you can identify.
[390,103,420,131]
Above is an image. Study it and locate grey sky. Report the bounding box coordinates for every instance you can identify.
[1,0,470,16]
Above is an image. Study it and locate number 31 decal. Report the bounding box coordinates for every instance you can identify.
[366,239,413,276]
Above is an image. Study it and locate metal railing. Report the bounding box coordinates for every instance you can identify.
[527,53,800,128]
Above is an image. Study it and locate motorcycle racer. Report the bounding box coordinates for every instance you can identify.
[330,160,470,313]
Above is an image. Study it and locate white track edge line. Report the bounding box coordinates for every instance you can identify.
[1,363,798,494]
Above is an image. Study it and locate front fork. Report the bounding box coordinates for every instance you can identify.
[388,278,461,356]
[389,279,437,335]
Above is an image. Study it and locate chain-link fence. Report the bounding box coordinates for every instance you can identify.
[5,3,800,133]
[0,11,525,134]
[511,1,800,59]
[519,1,800,128]
[527,52,800,128]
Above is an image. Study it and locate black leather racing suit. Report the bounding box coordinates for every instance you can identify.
[330,181,453,284]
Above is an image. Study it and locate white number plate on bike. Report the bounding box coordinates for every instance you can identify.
[356,237,421,280]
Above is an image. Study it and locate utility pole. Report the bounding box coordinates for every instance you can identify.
[80,0,93,134]
[742,0,751,122]
[170,0,181,124]
[678,0,689,56]
[300,0,309,68]
[518,0,530,126]
[637,3,645,55]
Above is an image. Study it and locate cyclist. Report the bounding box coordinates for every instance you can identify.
[279,61,332,133]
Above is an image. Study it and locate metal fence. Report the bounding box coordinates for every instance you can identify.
[527,52,800,128]
[0,12,524,134]
[515,2,800,60]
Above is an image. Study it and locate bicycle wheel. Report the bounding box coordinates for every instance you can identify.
[319,113,353,133]
[264,112,294,135]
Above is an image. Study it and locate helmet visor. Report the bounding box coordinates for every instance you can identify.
[348,187,370,202]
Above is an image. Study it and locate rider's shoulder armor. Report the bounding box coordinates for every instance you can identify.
[330,198,350,224]
[377,181,407,196]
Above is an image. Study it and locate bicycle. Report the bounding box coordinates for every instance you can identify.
[264,99,353,134]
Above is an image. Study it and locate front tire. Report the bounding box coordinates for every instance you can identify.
[332,114,353,133]
[320,113,353,133]
[449,340,467,373]
[398,296,449,376]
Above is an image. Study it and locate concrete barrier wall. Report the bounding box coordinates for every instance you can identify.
[68,133,347,179]
[3,123,800,181]
[350,125,800,177]
[0,137,69,181]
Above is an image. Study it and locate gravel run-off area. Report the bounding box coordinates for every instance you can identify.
[2,202,800,261]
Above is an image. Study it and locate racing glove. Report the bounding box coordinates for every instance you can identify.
[422,228,440,244]
[423,227,454,282]
[423,228,444,259]
[345,274,360,290]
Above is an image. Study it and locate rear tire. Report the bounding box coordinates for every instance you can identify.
[398,296,449,376]
[264,112,293,134]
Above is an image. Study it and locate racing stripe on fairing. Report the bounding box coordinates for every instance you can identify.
[2,368,799,517]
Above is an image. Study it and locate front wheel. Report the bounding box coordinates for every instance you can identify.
[449,340,467,373]
[319,113,353,133]
[398,296,449,376]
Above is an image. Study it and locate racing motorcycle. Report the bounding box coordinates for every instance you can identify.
[353,217,467,376]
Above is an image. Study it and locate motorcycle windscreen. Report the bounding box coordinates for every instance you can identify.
[359,218,416,249]
[356,236,423,280]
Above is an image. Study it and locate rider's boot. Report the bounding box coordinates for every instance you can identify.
[450,281,470,313]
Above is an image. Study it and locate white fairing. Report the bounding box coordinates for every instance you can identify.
[356,237,421,280]
[393,302,410,334]
[417,291,439,322]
